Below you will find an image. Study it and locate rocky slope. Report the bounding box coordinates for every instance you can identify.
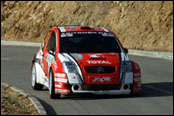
[1,1,173,52]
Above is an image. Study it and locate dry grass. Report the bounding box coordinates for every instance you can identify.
[1,84,39,115]
[1,1,173,52]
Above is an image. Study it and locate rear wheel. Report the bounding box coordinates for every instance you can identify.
[49,69,60,99]
[31,63,44,90]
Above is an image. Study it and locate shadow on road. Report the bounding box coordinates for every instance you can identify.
[33,82,173,115]
[35,97,58,115]
[140,82,173,97]
[60,82,173,100]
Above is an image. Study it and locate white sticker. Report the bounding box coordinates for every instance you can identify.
[92,77,111,82]
[61,32,73,37]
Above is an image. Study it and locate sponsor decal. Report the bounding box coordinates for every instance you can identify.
[55,84,62,88]
[73,32,97,34]
[134,73,141,77]
[55,89,67,93]
[59,27,66,32]
[61,32,114,37]
[55,73,66,78]
[61,32,73,37]
[55,78,67,83]
[92,77,111,83]
[89,54,101,58]
[87,60,112,64]
[98,32,114,37]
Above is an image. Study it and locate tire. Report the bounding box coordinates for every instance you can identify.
[48,69,60,99]
[31,63,44,90]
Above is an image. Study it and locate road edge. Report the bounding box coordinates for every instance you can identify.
[1,40,173,60]
[1,82,47,115]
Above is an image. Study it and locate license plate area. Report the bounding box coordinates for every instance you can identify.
[89,76,113,84]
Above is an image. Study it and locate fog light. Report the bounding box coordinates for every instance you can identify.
[123,84,129,90]
[72,85,80,91]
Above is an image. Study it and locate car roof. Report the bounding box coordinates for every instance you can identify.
[50,25,110,33]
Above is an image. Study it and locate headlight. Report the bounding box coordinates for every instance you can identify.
[63,62,78,73]
[123,61,132,72]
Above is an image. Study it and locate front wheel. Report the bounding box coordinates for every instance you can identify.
[48,69,60,99]
[31,63,44,90]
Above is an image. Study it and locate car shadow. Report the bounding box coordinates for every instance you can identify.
[34,82,173,115]
[35,97,58,115]
[60,82,173,100]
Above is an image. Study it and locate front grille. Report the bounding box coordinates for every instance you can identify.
[85,66,115,73]
[81,84,119,91]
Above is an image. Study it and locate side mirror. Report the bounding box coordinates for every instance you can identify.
[124,48,128,54]
[49,50,55,56]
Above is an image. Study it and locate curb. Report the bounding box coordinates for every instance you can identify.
[1,40,173,60]
[1,83,47,115]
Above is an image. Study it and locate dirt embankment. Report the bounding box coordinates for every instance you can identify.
[1,84,39,115]
[1,1,173,52]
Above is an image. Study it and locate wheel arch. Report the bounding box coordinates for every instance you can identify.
[31,54,44,84]
[49,63,57,79]
[131,61,142,94]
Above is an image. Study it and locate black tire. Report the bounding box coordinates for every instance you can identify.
[49,69,60,99]
[31,63,44,90]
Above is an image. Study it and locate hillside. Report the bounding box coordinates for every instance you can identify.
[1,1,173,52]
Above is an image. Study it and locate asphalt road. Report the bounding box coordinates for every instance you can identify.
[1,45,173,115]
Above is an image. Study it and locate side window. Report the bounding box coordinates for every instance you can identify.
[46,31,56,53]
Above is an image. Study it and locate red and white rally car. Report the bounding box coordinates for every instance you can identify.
[31,26,142,98]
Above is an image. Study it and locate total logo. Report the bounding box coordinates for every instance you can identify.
[87,60,112,64]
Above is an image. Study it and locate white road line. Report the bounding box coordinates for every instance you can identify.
[144,85,173,95]
[1,57,11,61]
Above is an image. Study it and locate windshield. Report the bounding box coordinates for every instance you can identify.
[60,32,121,53]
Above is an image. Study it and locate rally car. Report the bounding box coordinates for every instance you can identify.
[31,25,142,99]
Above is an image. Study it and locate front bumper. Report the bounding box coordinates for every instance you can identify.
[72,89,131,95]
[71,84,131,95]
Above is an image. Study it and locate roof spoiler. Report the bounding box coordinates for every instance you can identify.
[50,25,81,28]
[80,26,92,30]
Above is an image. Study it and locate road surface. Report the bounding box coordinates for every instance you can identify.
[1,45,173,115]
